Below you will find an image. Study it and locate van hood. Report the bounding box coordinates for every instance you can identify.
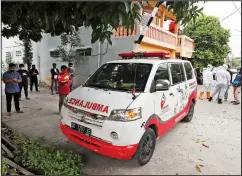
[66,86,136,116]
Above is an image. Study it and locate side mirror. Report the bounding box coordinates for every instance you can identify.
[155,79,170,91]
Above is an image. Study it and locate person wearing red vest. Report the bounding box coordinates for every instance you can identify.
[57,65,72,114]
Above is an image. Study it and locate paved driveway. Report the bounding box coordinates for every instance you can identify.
[2,86,241,175]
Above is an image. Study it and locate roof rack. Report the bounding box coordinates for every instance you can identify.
[118,51,169,59]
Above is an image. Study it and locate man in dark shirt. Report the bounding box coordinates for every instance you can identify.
[29,64,40,92]
[3,63,24,116]
[17,64,30,100]
[50,63,59,95]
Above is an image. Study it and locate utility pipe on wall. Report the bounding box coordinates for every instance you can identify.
[97,41,101,68]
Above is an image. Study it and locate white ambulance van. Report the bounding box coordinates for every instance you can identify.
[60,52,197,166]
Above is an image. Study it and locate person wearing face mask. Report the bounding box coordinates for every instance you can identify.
[209,64,231,104]
[199,64,213,100]
[50,63,59,95]
[3,63,24,116]
[29,64,40,92]
[67,62,74,91]
[17,64,30,100]
[57,65,72,114]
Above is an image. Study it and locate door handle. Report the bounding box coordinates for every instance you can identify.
[169,92,174,96]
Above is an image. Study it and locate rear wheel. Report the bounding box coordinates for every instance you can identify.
[135,128,156,166]
[182,101,195,122]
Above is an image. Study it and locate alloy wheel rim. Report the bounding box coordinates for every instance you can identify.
[140,135,154,160]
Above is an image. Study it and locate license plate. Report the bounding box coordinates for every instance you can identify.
[71,122,92,136]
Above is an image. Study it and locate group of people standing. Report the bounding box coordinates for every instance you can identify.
[50,62,74,114]
[3,63,40,116]
[199,63,241,105]
[3,62,75,116]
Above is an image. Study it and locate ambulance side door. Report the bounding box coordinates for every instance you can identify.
[183,62,197,101]
[152,63,175,122]
[168,62,187,116]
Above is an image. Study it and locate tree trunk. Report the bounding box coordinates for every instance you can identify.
[27,62,32,72]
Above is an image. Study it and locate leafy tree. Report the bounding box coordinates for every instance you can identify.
[2,55,13,74]
[22,38,33,71]
[5,55,13,66]
[166,1,204,25]
[2,61,7,74]
[54,28,84,65]
[1,1,203,44]
[232,57,241,68]
[183,15,231,68]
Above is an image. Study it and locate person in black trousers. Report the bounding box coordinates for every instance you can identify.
[29,64,40,92]
[3,63,24,116]
[50,63,59,95]
[17,64,30,100]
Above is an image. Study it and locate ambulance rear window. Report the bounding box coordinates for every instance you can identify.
[84,63,153,92]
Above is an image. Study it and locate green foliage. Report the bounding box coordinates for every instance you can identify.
[2,56,12,74]
[2,1,203,44]
[232,57,241,68]
[56,28,84,64]
[1,2,141,45]
[183,15,231,68]
[2,55,15,78]
[12,132,84,176]
[1,160,8,175]
[166,1,204,25]
[2,62,6,74]
[22,38,33,71]
[6,55,13,65]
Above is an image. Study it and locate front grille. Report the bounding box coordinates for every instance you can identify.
[70,133,100,149]
[67,105,106,127]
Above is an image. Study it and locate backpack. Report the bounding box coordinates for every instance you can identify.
[232,74,241,87]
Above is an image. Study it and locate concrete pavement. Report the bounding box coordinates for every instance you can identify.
[1,85,241,175]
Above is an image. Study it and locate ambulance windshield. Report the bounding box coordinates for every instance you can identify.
[84,63,153,92]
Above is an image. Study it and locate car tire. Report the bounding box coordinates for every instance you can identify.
[182,101,195,122]
[135,128,156,166]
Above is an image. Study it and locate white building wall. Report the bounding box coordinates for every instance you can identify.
[32,34,65,84]
[2,46,24,64]
[32,26,138,88]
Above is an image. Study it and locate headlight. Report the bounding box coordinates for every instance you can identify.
[108,108,142,122]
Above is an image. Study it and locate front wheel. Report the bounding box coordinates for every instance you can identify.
[182,101,195,122]
[135,128,156,166]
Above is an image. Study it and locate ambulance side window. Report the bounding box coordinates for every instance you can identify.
[169,63,185,85]
[184,62,194,80]
[154,63,169,82]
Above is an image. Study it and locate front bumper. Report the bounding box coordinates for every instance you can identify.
[60,123,138,160]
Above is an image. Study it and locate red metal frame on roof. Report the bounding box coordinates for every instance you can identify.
[118,51,169,58]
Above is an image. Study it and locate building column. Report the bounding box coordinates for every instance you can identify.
[175,23,180,35]
[160,11,165,28]
[170,50,176,59]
